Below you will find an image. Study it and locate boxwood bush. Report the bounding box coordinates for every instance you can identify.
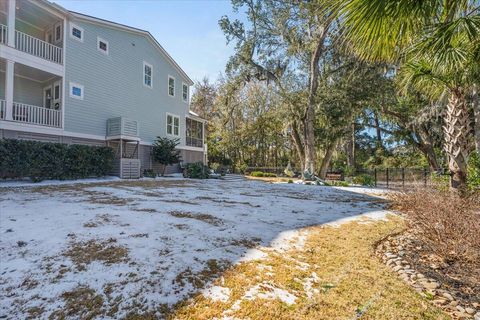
[250,171,277,178]
[0,139,114,182]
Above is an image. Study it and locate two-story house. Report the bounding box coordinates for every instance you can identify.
[0,0,206,178]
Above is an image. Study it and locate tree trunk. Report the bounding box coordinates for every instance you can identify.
[373,111,383,149]
[346,123,356,169]
[415,127,440,171]
[443,90,472,191]
[319,140,338,179]
[473,85,480,153]
[290,121,305,170]
[162,164,167,177]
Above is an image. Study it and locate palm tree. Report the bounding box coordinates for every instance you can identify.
[333,0,480,190]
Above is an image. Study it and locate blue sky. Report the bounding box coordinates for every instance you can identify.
[52,0,239,83]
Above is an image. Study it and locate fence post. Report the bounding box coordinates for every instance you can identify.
[424,168,428,187]
[402,168,405,188]
[374,168,377,187]
[386,168,389,188]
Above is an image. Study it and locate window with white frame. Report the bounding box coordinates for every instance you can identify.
[168,76,175,97]
[70,23,83,42]
[182,83,188,102]
[166,114,180,136]
[97,37,109,54]
[69,82,84,100]
[143,62,152,87]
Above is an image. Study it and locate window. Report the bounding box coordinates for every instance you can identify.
[97,37,109,54]
[143,62,152,88]
[168,76,175,97]
[186,118,203,148]
[70,23,84,42]
[54,22,62,43]
[166,114,180,136]
[182,83,188,102]
[69,82,84,100]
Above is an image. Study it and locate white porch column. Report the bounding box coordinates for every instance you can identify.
[5,60,14,121]
[7,0,16,47]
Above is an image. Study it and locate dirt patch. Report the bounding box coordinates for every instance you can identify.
[64,238,129,269]
[83,213,117,228]
[133,208,157,213]
[168,210,223,226]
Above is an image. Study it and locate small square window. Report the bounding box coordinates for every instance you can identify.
[70,23,84,42]
[69,82,84,100]
[182,83,188,102]
[168,76,175,97]
[144,62,152,88]
[97,37,109,54]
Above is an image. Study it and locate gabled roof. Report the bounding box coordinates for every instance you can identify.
[40,0,193,85]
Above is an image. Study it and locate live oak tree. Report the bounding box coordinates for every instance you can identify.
[220,0,338,176]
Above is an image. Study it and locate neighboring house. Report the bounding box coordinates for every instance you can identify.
[0,0,206,178]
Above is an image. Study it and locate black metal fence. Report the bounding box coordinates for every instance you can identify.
[242,166,449,189]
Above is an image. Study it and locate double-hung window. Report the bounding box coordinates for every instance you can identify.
[143,62,152,88]
[167,114,179,136]
[168,76,175,97]
[182,83,188,102]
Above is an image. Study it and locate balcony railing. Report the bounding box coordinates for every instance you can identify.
[15,29,63,64]
[0,25,63,64]
[0,100,5,120]
[186,136,203,148]
[12,102,62,128]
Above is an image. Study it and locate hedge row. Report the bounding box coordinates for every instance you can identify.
[0,139,115,182]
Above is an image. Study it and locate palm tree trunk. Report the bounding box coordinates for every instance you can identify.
[473,85,480,153]
[443,90,472,191]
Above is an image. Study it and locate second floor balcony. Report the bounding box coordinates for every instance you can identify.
[0,0,64,65]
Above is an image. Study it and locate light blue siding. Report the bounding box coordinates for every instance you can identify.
[63,18,191,145]
[0,73,44,106]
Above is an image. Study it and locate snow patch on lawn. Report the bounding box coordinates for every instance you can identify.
[0,177,391,318]
[203,285,231,303]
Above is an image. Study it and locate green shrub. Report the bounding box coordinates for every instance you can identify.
[143,169,157,178]
[352,174,375,186]
[288,179,294,184]
[0,139,114,182]
[184,162,209,179]
[250,171,264,177]
[468,152,480,191]
[250,171,276,178]
[430,172,450,191]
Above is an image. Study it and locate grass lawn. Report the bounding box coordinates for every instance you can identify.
[0,177,448,319]
[171,217,448,320]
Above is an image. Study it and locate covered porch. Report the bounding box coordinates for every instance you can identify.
[0,59,63,128]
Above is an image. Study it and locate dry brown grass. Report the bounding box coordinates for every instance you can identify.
[390,190,480,264]
[168,210,224,226]
[49,286,104,320]
[170,217,449,320]
[63,238,129,269]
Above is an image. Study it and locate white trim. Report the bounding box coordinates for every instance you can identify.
[166,112,180,137]
[186,113,207,123]
[178,145,205,152]
[182,82,189,103]
[97,36,109,55]
[168,75,175,97]
[0,41,64,76]
[61,18,66,130]
[69,82,84,100]
[106,135,141,142]
[69,23,84,42]
[143,61,153,88]
[0,119,64,135]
